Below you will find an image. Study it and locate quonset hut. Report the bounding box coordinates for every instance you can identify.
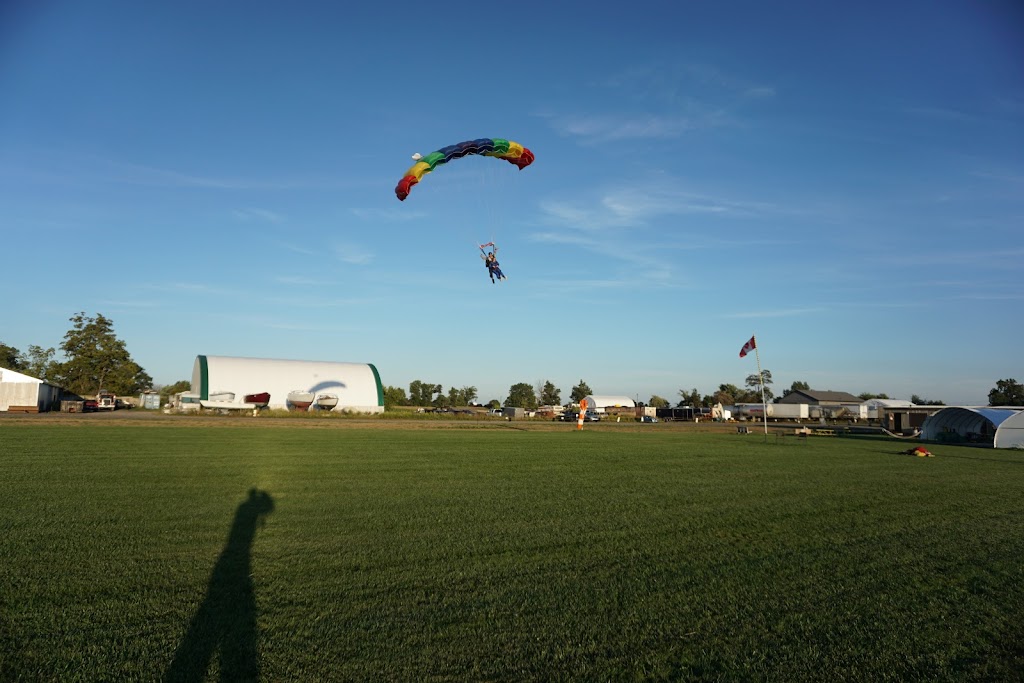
[920,407,1024,449]
[191,355,384,413]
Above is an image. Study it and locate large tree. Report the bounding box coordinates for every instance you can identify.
[408,380,441,407]
[445,385,478,406]
[745,369,774,402]
[538,380,561,406]
[570,379,592,404]
[54,313,152,396]
[383,385,408,408]
[649,395,669,408]
[714,383,742,405]
[677,388,701,407]
[505,383,538,410]
[159,380,192,399]
[988,379,1024,406]
[24,345,57,380]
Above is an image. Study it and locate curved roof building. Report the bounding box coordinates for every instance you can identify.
[191,355,384,413]
[581,395,636,412]
[920,407,1024,449]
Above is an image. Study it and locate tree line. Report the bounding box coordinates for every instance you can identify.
[5,313,1023,408]
[388,373,1024,411]
[383,379,594,410]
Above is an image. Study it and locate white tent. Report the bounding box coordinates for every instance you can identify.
[921,407,1024,448]
[993,411,1024,449]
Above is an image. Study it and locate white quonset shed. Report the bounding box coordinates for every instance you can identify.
[192,355,384,413]
[581,395,636,413]
[920,407,1024,449]
[0,367,62,412]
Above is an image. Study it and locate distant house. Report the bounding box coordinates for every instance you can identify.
[777,389,861,406]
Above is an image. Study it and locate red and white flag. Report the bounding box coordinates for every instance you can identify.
[739,335,757,358]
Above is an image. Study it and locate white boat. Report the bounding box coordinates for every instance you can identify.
[315,394,339,410]
[287,390,314,411]
[208,391,236,402]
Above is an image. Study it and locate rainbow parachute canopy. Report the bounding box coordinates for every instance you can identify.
[395,138,534,201]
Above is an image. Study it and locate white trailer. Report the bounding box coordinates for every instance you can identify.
[737,403,809,421]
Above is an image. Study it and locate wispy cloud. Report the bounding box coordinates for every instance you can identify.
[546,62,775,143]
[720,307,826,319]
[280,243,317,256]
[536,181,775,231]
[598,63,776,103]
[350,207,427,222]
[333,243,373,265]
[267,295,378,308]
[102,160,360,191]
[7,152,368,191]
[274,275,331,286]
[96,299,160,309]
[545,114,698,142]
[874,247,1024,269]
[233,207,284,222]
[143,281,244,297]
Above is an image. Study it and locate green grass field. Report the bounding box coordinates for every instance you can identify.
[2,421,1022,681]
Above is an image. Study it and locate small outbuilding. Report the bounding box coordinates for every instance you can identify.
[921,407,1024,448]
[191,355,384,413]
[0,367,63,413]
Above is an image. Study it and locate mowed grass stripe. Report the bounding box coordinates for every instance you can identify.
[1,424,1022,681]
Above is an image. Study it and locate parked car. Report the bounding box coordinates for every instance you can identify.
[639,415,659,423]
[83,399,99,412]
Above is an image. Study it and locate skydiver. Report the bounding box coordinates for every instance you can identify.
[480,244,507,283]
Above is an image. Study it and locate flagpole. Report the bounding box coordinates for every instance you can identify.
[753,335,768,435]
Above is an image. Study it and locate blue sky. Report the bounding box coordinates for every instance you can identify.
[2,0,1022,405]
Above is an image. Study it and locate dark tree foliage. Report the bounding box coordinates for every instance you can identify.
[53,313,152,396]
[988,379,1024,406]
[505,383,538,410]
[570,380,592,404]
[0,342,24,371]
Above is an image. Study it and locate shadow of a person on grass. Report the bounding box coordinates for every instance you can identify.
[165,488,274,683]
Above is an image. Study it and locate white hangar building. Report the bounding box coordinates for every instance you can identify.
[0,367,62,413]
[581,395,636,414]
[921,406,1024,449]
[191,355,384,414]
